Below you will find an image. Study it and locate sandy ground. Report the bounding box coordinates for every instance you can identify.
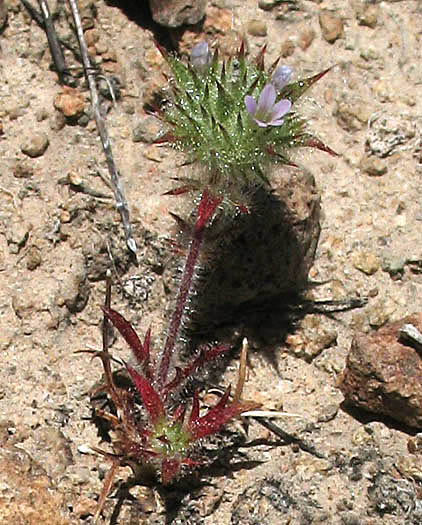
[1,0,422,523]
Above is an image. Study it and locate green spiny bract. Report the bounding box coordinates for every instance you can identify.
[159,42,335,208]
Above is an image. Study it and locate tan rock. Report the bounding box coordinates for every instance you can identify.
[319,9,344,43]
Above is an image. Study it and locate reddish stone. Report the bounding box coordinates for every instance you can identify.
[53,87,85,118]
[339,314,422,428]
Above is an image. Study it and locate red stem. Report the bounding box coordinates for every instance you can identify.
[157,189,221,389]
[157,217,205,388]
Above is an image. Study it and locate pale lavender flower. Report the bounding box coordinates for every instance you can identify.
[190,42,212,72]
[271,65,293,91]
[245,84,291,128]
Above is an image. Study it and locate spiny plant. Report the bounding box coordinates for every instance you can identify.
[85,190,259,522]
[157,41,336,209]
[85,42,338,521]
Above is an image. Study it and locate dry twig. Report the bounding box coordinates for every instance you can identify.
[67,0,137,257]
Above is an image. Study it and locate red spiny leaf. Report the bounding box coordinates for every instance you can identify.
[165,238,185,257]
[143,328,151,358]
[301,135,338,156]
[161,457,181,485]
[181,457,201,468]
[268,56,280,77]
[153,39,168,60]
[256,45,267,71]
[102,307,148,365]
[169,212,190,233]
[154,132,177,144]
[189,389,200,423]
[126,365,165,425]
[280,66,334,103]
[238,40,246,60]
[163,366,184,396]
[172,404,187,423]
[183,344,230,380]
[143,327,153,379]
[188,387,259,441]
[238,203,251,214]
[164,185,195,196]
[195,188,222,232]
[266,146,299,167]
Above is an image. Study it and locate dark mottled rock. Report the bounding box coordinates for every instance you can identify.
[335,97,372,132]
[132,115,163,143]
[5,217,31,254]
[368,471,421,519]
[149,0,206,28]
[258,0,279,11]
[339,314,422,428]
[356,4,378,28]
[359,154,387,176]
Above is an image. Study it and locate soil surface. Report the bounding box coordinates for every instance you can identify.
[1,0,422,524]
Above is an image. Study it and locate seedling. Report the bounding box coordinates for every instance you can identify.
[83,43,338,521]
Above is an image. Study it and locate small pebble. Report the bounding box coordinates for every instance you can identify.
[381,253,405,277]
[35,108,49,122]
[132,116,163,144]
[5,218,31,254]
[367,300,391,328]
[280,38,295,57]
[13,160,34,179]
[54,88,85,118]
[143,145,166,162]
[247,20,267,37]
[20,132,49,158]
[357,5,378,28]
[351,251,380,275]
[359,154,387,177]
[149,0,206,27]
[298,25,315,50]
[258,0,280,10]
[26,246,42,271]
[319,10,344,43]
[335,98,372,131]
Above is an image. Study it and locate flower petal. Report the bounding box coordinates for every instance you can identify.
[254,118,270,128]
[244,95,257,116]
[269,118,285,127]
[257,84,276,114]
[271,99,291,121]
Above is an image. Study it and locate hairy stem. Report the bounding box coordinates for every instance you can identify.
[157,189,221,389]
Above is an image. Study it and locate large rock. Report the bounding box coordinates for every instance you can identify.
[339,314,422,428]
[149,0,207,28]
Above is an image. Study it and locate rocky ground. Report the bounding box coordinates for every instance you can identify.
[1,0,422,523]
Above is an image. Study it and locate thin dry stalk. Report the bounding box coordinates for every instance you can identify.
[67,0,137,256]
[233,337,248,403]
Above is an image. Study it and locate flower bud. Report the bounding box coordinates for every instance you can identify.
[190,42,212,72]
[271,65,293,91]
